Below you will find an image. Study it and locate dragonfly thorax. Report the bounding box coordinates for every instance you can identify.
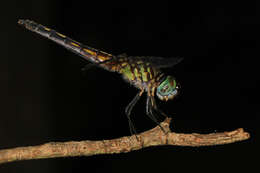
[156,76,179,101]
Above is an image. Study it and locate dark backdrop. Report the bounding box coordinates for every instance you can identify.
[0,0,258,173]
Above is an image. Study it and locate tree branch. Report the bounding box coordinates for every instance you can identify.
[0,118,250,164]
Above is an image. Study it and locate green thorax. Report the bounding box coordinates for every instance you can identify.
[119,61,162,88]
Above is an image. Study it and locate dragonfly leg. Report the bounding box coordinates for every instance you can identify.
[125,90,144,135]
[146,96,167,133]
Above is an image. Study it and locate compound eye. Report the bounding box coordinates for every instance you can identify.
[161,85,169,93]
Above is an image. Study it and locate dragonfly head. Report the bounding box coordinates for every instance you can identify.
[156,76,180,101]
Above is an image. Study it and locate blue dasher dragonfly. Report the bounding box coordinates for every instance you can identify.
[18,19,183,135]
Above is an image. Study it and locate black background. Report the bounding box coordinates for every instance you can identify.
[0,0,259,172]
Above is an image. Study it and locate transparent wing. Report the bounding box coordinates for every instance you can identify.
[129,56,183,69]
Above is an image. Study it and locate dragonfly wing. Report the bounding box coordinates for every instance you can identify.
[130,56,183,69]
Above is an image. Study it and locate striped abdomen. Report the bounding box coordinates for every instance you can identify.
[18,19,118,71]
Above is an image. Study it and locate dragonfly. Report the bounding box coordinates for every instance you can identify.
[18,19,183,135]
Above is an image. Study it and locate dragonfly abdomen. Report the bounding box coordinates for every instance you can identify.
[18,19,117,71]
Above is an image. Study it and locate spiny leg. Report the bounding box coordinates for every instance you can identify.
[125,90,144,135]
[146,96,166,133]
[146,97,160,121]
[125,90,144,117]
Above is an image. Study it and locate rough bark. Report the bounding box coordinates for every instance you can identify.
[0,118,250,164]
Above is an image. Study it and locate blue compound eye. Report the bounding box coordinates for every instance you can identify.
[156,76,179,101]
